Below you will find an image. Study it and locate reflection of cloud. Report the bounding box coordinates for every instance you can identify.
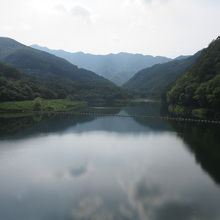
[135,179,160,200]
[71,197,103,219]
[123,178,196,220]
[154,202,194,220]
[54,163,89,180]
[69,165,88,178]
[71,196,136,219]
[119,204,134,218]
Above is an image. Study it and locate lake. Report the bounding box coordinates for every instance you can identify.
[0,102,220,220]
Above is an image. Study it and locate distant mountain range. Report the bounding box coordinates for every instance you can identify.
[31,44,172,85]
[0,37,131,105]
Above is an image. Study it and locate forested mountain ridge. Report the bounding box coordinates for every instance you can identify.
[31,44,172,85]
[123,52,200,98]
[0,62,49,101]
[0,37,110,84]
[0,60,133,105]
[0,38,133,105]
[166,36,220,118]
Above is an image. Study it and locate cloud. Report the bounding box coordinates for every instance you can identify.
[143,0,153,3]
[112,34,120,43]
[142,0,169,5]
[1,23,31,32]
[70,5,93,24]
[53,4,95,24]
[1,0,219,57]
[54,4,67,13]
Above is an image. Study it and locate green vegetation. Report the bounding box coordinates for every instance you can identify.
[0,98,86,112]
[167,105,190,116]
[167,36,220,118]
[0,61,132,105]
[123,53,200,98]
[0,37,134,107]
[0,61,56,101]
[0,37,109,84]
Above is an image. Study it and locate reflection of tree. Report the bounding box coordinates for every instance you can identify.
[86,107,121,115]
[0,103,174,140]
[0,114,95,140]
[170,121,220,185]
[123,102,173,132]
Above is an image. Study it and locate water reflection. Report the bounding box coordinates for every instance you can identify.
[0,103,220,220]
[169,121,220,185]
[0,103,173,140]
[133,179,195,220]
[0,114,95,139]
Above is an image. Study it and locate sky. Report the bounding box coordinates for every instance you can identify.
[0,0,220,58]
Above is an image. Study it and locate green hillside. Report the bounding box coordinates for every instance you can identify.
[0,61,131,106]
[167,36,220,118]
[0,62,51,101]
[123,53,200,98]
[0,37,110,84]
[0,37,133,106]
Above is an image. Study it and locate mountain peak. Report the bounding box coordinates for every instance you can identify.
[0,37,24,48]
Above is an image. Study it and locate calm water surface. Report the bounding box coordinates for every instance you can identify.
[0,103,220,220]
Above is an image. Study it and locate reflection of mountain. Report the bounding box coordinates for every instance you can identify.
[0,107,122,139]
[0,103,175,140]
[0,114,95,140]
[64,103,173,134]
[123,102,173,132]
[170,121,220,185]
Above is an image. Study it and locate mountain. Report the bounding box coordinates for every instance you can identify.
[0,37,132,105]
[31,44,172,85]
[0,62,49,101]
[174,55,191,60]
[123,52,200,99]
[166,36,220,118]
[0,37,110,84]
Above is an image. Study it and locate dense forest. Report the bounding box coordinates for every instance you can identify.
[0,62,52,101]
[0,62,132,105]
[166,36,220,118]
[123,53,200,98]
[0,37,133,106]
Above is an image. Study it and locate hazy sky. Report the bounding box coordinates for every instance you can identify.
[0,0,219,57]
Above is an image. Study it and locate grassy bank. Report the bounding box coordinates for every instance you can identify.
[0,98,87,113]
